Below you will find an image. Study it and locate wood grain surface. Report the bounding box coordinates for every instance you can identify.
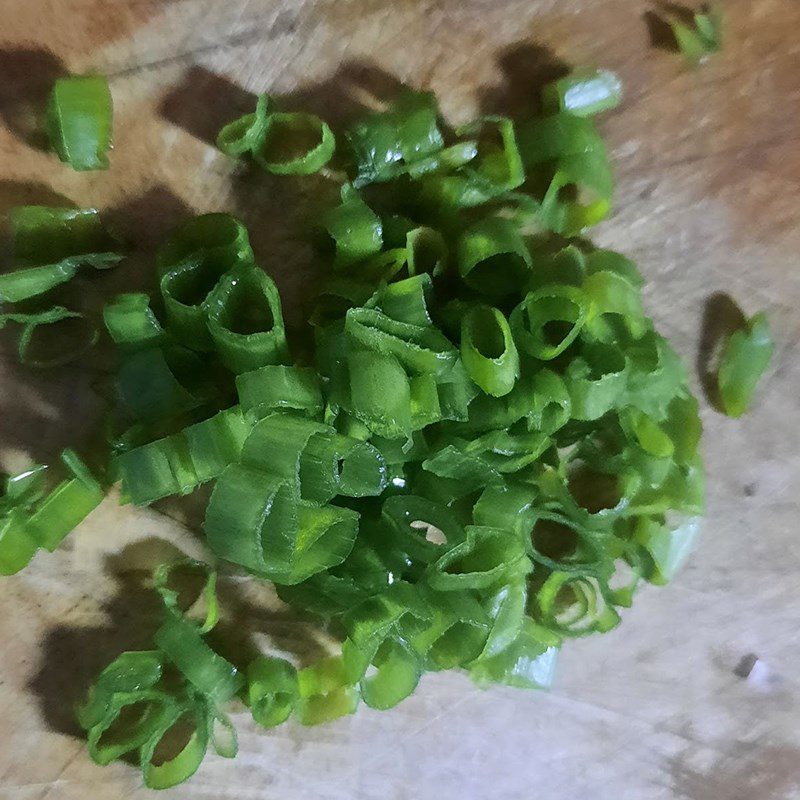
[1,1,799,798]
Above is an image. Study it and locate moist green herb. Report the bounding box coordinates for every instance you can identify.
[1,69,712,788]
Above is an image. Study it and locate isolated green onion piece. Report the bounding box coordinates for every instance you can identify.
[47,75,113,171]
[717,310,773,418]
[9,206,120,268]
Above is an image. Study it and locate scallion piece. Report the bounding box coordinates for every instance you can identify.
[717,310,773,418]
[46,75,113,171]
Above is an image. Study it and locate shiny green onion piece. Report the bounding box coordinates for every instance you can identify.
[409,374,442,429]
[206,264,289,373]
[115,406,250,505]
[461,305,519,397]
[154,559,219,633]
[217,94,335,174]
[345,306,458,377]
[341,583,432,667]
[140,698,210,790]
[510,285,589,360]
[209,707,238,759]
[103,293,164,350]
[535,571,620,637]
[624,330,686,418]
[46,75,113,171]
[428,526,529,591]
[253,110,335,175]
[542,69,622,117]
[323,185,383,269]
[347,90,444,186]
[216,94,271,157]
[9,206,120,268]
[155,612,243,703]
[247,656,299,728]
[717,310,773,418]
[436,359,479,423]
[405,140,479,179]
[380,494,465,567]
[458,373,534,435]
[156,213,253,275]
[24,449,104,552]
[0,511,39,575]
[236,364,323,420]
[457,217,532,301]
[470,620,559,690]
[1,464,48,509]
[296,657,359,725]
[465,428,550,474]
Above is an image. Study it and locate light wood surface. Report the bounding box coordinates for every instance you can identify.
[1,1,799,798]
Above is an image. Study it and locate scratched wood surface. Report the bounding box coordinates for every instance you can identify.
[1,1,799,798]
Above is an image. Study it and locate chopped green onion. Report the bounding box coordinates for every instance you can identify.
[717,310,773,418]
[46,75,113,170]
[542,69,622,117]
[460,305,519,397]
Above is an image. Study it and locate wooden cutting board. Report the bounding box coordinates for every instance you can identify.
[1,1,799,798]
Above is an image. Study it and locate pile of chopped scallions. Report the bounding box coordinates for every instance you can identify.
[0,65,772,789]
